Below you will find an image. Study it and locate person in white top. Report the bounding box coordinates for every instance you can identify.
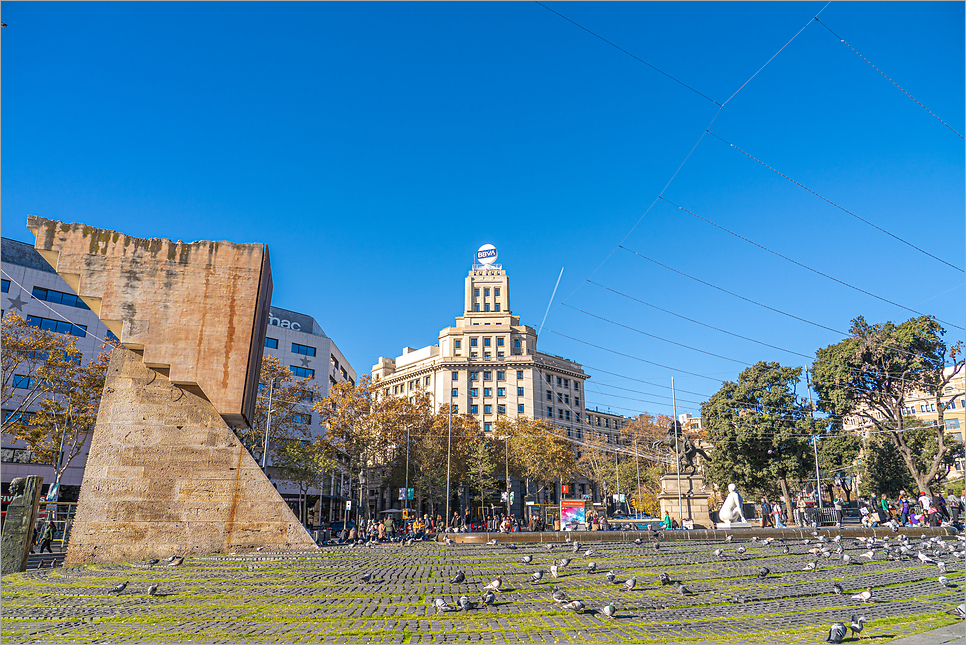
[918,492,932,511]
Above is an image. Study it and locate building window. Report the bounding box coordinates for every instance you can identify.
[514,339,522,349]
[575,397,580,407]
[498,404,506,415]
[496,337,504,347]
[517,387,524,396]
[484,422,492,432]
[473,303,480,311]
[605,419,610,428]
[291,366,314,378]
[471,405,479,414]
[452,371,459,381]
[425,376,431,386]
[452,404,459,414]
[558,409,564,419]
[470,372,479,381]
[470,338,478,347]
[31,287,89,310]
[497,371,505,380]
[574,382,579,391]
[575,413,581,423]
[26,315,87,338]
[484,388,493,397]
[564,394,570,404]
[452,388,458,397]
[483,371,492,381]
[484,303,490,312]
[557,377,562,386]
[495,288,500,297]
[497,387,506,397]
[565,410,570,420]
[474,288,479,296]
[292,343,316,357]
[454,340,461,349]
[484,404,493,414]
[293,413,312,425]
[1,279,9,292]
[546,374,552,384]
[484,288,490,296]
[547,407,553,417]
[265,337,278,349]
[518,404,525,413]
[495,303,501,312]
[546,390,552,401]
[517,370,524,379]
[483,337,491,347]
[557,393,563,403]
[13,375,36,389]
[470,388,479,397]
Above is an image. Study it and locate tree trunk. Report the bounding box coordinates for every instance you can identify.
[779,476,793,522]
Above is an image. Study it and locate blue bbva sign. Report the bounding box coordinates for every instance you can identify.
[477,244,498,265]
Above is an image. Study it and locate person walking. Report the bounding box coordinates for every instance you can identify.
[663,510,673,530]
[899,492,910,526]
[936,493,949,522]
[832,495,844,526]
[760,497,772,528]
[385,515,395,538]
[879,493,891,522]
[947,490,961,524]
[38,519,54,554]
[771,502,786,528]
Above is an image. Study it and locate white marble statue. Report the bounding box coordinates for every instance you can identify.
[718,483,748,528]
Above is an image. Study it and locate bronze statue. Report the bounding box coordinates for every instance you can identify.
[653,420,708,475]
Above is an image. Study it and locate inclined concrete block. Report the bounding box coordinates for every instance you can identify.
[65,348,315,565]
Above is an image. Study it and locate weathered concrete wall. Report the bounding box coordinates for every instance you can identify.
[27,217,271,428]
[65,348,316,565]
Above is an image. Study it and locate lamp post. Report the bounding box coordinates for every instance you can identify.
[672,377,683,522]
[358,468,367,527]
[261,378,277,474]
[445,397,453,529]
[404,424,411,516]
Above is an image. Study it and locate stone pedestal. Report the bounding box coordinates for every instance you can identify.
[715,521,753,529]
[657,474,711,529]
[1,475,44,575]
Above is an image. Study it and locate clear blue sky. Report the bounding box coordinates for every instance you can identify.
[3,2,963,420]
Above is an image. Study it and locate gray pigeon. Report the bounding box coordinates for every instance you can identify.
[551,588,570,604]
[560,600,585,613]
[736,546,746,555]
[950,604,966,620]
[110,581,128,594]
[605,571,616,583]
[167,557,184,567]
[146,559,159,566]
[939,576,949,587]
[832,583,844,595]
[725,535,733,543]
[147,584,159,596]
[803,562,817,571]
[361,573,373,584]
[587,562,597,572]
[434,598,454,613]
[522,555,533,564]
[600,603,616,619]
[782,546,790,555]
[450,571,465,584]
[674,581,692,596]
[572,541,580,553]
[757,567,769,580]
[849,615,866,637]
[530,570,545,583]
[482,590,496,606]
[559,558,571,568]
[624,577,636,591]
[826,622,847,643]
[659,572,672,586]
[713,549,724,557]
[458,595,474,611]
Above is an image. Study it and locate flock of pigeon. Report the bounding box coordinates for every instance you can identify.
[106,555,184,597]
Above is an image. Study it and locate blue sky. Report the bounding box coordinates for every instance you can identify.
[3,2,963,419]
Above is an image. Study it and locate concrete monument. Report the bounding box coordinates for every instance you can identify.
[1,476,44,575]
[716,483,751,529]
[27,217,317,564]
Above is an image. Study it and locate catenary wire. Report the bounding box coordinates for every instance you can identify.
[705,130,965,273]
[534,1,722,105]
[660,197,965,331]
[814,17,964,140]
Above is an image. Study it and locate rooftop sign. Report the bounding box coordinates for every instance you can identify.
[476,244,498,266]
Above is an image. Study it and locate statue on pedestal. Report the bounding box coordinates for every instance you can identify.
[654,420,709,475]
[718,483,748,528]
[1,476,44,575]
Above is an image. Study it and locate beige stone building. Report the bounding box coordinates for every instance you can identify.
[371,257,628,516]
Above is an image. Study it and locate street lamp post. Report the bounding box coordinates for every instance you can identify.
[404,425,411,516]
[445,398,453,530]
[672,377,683,523]
[261,378,277,474]
[634,439,642,519]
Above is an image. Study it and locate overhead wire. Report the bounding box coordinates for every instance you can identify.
[814,17,964,140]
[660,197,965,331]
[705,130,965,273]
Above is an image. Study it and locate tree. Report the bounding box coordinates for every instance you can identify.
[2,312,116,486]
[465,432,497,518]
[858,434,916,499]
[235,354,323,465]
[702,361,813,521]
[409,404,482,519]
[274,437,338,525]
[816,434,861,503]
[811,315,964,496]
[495,416,577,511]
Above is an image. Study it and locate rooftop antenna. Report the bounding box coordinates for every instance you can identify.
[538,267,565,336]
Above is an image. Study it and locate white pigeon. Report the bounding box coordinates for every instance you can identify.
[483,577,503,592]
[937,561,947,573]
[624,577,636,591]
[918,551,936,564]
[587,562,597,572]
[803,562,817,571]
[713,549,724,557]
[851,587,873,603]
[859,551,875,560]
[939,576,949,587]
[550,565,559,579]
[585,549,596,557]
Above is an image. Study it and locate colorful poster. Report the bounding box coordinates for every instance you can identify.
[560,500,585,529]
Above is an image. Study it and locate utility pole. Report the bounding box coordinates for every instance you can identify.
[614,436,620,516]
[261,379,275,473]
[634,439,642,519]
[445,401,453,530]
[672,377,683,522]
[504,436,511,519]
[806,367,822,510]
[404,424,411,517]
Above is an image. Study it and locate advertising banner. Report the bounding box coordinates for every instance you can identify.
[560,499,585,529]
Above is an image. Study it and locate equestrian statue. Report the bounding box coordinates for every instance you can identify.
[653,420,709,475]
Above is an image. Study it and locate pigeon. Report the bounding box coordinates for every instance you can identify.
[659,572,672,586]
[361,573,373,584]
[851,587,873,603]
[842,554,852,564]
[763,537,774,545]
[624,577,636,591]
[546,544,555,551]
[939,576,949,587]
[530,570,545,583]
[551,588,570,604]
[572,542,580,554]
[726,535,733,543]
[750,536,759,543]
[600,603,617,619]
[832,535,841,543]
[937,561,947,574]
[434,598,454,613]
[826,622,847,644]
[803,562,817,571]
[256,546,265,552]
[918,551,936,564]
[165,555,178,563]
[110,581,129,594]
[147,584,159,596]
[585,549,596,557]
[849,615,867,637]
[486,539,498,545]
[736,546,747,555]
[757,567,769,580]
[550,564,559,579]
[444,537,454,546]
[950,604,966,620]
[634,538,643,546]
[482,590,496,606]
[605,571,616,583]
[713,549,724,558]
[146,559,160,566]
[458,595,474,611]
[782,546,790,555]
[560,600,585,613]
[522,555,533,564]
[167,557,184,567]
[483,577,503,592]
[504,543,516,550]
[587,562,597,572]
[832,583,844,595]
[559,558,571,568]
[674,581,692,596]
[654,543,661,551]
[450,571,465,584]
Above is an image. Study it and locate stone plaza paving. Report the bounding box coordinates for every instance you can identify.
[1,532,963,644]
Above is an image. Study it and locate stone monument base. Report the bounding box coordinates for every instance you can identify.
[66,348,316,565]
[657,474,710,529]
[716,521,754,529]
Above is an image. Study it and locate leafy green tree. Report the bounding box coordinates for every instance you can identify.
[817,434,861,503]
[274,437,338,524]
[702,361,813,521]
[858,434,916,499]
[465,432,497,519]
[811,315,964,495]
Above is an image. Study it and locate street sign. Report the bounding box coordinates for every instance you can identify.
[407,488,414,500]
[402,509,409,519]
[398,488,406,500]
[619,494,626,503]
[345,500,352,511]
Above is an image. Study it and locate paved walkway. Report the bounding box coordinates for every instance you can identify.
[2,533,962,643]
